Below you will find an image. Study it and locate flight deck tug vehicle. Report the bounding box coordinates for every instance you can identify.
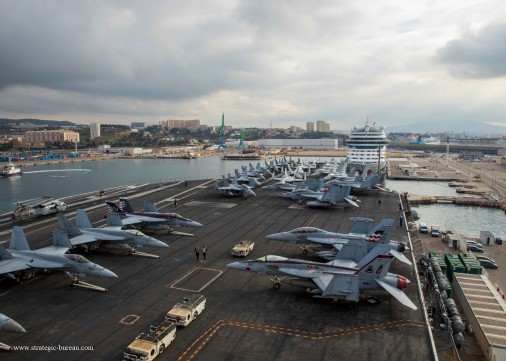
[123,320,176,361]
[165,294,206,327]
[231,240,255,257]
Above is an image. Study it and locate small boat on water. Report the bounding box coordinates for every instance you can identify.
[1,160,22,177]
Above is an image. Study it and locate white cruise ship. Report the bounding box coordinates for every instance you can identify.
[346,121,388,173]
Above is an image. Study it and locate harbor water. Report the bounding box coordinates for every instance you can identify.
[0,157,243,214]
[1,158,504,240]
[385,179,506,240]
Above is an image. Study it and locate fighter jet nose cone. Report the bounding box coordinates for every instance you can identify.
[3,319,26,333]
[266,233,287,241]
[156,240,170,248]
[226,262,244,270]
[102,269,118,278]
[191,221,203,227]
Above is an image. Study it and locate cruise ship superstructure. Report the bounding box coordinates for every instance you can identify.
[347,121,388,173]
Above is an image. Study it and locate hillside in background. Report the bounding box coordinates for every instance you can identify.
[0,118,77,127]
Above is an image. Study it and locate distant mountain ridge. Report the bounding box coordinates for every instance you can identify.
[0,118,77,127]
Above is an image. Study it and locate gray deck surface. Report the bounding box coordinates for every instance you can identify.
[0,180,433,361]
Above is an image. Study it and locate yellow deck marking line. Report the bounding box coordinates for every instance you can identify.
[178,319,426,360]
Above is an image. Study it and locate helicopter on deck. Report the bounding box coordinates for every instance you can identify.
[12,196,68,220]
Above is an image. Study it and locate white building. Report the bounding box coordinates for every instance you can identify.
[306,122,315,132]
[258,139,338,150]
[316,120,330,132]
[24,130,80,144]
[90,122,101,139]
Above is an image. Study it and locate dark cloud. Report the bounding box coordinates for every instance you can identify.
[437,22,506,78]
[0,1,505,132]
[0,1,265,100]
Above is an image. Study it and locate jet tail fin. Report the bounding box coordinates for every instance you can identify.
[321,185,350,204]
[368,219,395,244]
[106,201,121,213]
[119,198,135,213]
[57,214,83,238]
[107,212,124,227]
[347,167,356,177]
[349,217,373,235]
[52,229,72,248]
[76,209,93,228]
[9,226,31,251]
[0,244,13,260]
[355,254,393,278]
[355,244,395,275]
[144,201,158,213]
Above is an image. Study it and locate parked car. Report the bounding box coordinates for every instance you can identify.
[466,240,483,248]
[419,222,429,234]
[430,225,440,237]
[476,255,496,263]
[479,259,498,269]
[467,245,484,253]
[496,237,503,245]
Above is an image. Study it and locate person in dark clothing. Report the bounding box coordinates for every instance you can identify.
[377,200,382,207]
[202,246,207,261]
[185,180,188,187]
[174,199,178,208]
[194,245,200,261]
[399,215,404,227]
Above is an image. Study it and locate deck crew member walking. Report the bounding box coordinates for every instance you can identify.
[194,245,200,261]
[202,246,207,261]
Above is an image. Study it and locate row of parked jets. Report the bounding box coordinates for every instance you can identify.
[214,158,416,310]
[227,217,417,310]
[0,198,202,350]
[214,157,382,207]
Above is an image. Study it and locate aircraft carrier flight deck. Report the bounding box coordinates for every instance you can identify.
[0,180,433,361]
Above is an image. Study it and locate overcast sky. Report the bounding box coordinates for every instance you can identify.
[1,0,505,131]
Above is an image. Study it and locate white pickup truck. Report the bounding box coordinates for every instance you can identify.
[166,294,206,327]
[123,320,176,361]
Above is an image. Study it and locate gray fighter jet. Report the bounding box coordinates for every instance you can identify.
[0,227,117,291]
[324,173,380,191]
[265,218,407,261]
[214,175,256,199]
[57,209,168,256]
[304,185,359,208]
[0,313,25,351]
[265,217,378,250]
[227,245,417,310]
[106,197,203,233]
